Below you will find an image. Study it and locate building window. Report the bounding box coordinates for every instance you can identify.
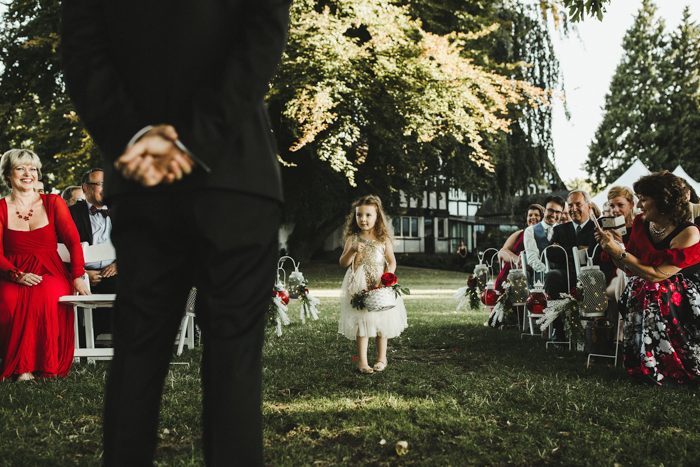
[392,216,419,237]
[437,218,445,238]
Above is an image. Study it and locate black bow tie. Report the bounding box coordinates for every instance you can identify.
[89,205,110,218]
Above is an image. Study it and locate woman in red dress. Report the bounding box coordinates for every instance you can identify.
[598,172,700,385]
[0,149,89,382]
[493,204,544,291]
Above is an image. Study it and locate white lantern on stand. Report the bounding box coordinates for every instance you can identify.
[578,247,607,318]
[507,262,529,304]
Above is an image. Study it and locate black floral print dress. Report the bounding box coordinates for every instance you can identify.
[619,215,700,385]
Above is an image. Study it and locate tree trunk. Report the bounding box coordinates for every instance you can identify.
[286,214,346,262]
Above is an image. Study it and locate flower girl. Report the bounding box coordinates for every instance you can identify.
[338,195,408,373]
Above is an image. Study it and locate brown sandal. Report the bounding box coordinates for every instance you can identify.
[373,361,387,372]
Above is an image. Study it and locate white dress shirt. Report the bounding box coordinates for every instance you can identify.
[85,201,114,270]
[524,221,555,274]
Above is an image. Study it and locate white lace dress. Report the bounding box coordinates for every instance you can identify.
[338,237,408,340]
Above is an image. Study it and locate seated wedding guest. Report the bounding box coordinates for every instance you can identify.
[597,186,638,339]
[597,171,700,385]
[494,204,543,291]
[560,203,571,224]
[70,168,116,340]
[61,185,84,207]
[0,149,89,382]
[546,190,611,341]
[524,195,565,284]
[681,181,700,224]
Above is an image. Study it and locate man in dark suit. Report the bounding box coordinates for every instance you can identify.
[61,1,291,465]
[546,190,602,340]
[69,168,117,293]
[69,168,117,343]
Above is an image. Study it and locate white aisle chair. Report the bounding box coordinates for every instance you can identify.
[58,242,117,363]
[59,243,199,362]
[540,245,572,350]
[176,287,197,356]
[520,251,550,338]
[579,246,625,367]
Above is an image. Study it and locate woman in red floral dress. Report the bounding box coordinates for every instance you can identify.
[0,149,89,382]
[598,172,700,385]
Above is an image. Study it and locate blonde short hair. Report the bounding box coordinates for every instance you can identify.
[0,149,43,189]
[607,185,634,206]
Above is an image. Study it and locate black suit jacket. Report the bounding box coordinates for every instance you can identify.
[61,0,291,202]
[69,200,94,245]
[546,220,601,278]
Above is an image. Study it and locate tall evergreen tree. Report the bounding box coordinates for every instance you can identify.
[585,0,667,191]
[656,7,700,178]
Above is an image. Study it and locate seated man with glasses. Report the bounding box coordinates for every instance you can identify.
[523,195,565,285]
[69,168,116,343]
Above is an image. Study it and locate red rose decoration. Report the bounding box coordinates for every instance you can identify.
[381,272,398,287]
[275,289,290,305]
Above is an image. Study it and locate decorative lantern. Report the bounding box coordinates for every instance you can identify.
[480,280,499,307]
[526,281,548,314]
[578,265,607,318]
[507,267,529,303]
[473,263,489,289]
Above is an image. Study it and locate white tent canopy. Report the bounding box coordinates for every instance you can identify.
[591,158,650,208]
[591,159,700,208]
[672,165,700,196]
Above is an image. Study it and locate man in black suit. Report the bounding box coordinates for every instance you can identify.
[61,1,291,465]
[69,168,117,343]
[546,190,602,340]
[69,168,117,293]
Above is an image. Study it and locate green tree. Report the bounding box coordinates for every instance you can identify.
[0,0,98,190]
[656,7,700,178]
[271,0,554,257]
[584,0,667,191]
[557,0,611,22]
[411,0,566,199]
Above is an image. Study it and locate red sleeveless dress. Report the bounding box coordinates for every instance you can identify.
[0,194,85,380]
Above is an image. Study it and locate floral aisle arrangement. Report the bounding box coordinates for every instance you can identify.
[535,292,585,345]
[268,265,321,336]
[288,270,321,324]
[351,272,410,312]
[270,284,291,337]
[454,275,481,312]
[487,282,515,328]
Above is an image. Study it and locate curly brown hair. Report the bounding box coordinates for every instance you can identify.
[343,194,391,242]
[633,171,690,225]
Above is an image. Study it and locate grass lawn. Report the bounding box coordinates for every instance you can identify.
[2,262,700,465]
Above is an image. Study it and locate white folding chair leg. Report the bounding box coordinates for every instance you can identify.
[186,314,195,350]
[84,308,96,364]
[73,306,81,363]
[176,314,189,357]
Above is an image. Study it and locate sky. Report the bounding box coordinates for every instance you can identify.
[551,1,700,185]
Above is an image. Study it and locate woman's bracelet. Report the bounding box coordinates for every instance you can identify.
[9,269,25,283]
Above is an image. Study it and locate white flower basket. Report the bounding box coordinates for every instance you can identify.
[364,287,397,312]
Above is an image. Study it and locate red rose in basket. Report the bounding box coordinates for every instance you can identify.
[381,272,398,287]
